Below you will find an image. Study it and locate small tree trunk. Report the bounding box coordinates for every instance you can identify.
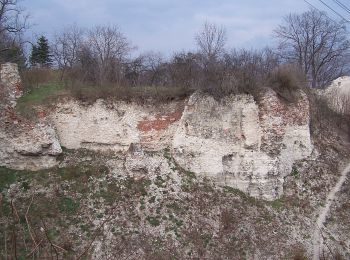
[60,67,66,82]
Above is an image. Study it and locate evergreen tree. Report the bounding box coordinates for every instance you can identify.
[30,36,52,67]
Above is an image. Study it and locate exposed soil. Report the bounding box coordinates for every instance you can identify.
[312,163,350,259]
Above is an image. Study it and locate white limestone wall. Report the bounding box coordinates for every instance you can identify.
[49,91,313,200]
[0,123,62,170]
[51,100,141,151]
[0,63,62,170]
[172,92,313,200]
[323,76,350,115]
[50,99,182,152]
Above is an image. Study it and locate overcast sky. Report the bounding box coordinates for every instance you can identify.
[22,0,350,55]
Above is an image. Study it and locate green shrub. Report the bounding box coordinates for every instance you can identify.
[271,198,284,210]
[58,197,79,215]
[291,166,299,178]
[146,216,161,227]
[0,167,17,192]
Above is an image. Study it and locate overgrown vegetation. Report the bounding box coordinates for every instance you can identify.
[0,166,18,192]
[20,49,307,105]
[308,91,350,141]
[16,80,65,118]
[0,149,319,259]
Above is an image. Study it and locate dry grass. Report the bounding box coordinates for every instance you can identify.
[268,64,306,103]
[308,92,348,140]
[21,68,60,91]
[68,81,192,104]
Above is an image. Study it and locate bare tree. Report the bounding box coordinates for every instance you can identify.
[195,22,227,62]
[124,54,146,86]
[0,0,29,50]
[52,24,85,79]
[142,51,165,85]
[77,44,98,83]
[0,0,29,65]
[86,25,132,84]
[194,22,227,92]
[169,51,201,88]
[274,9,350,88]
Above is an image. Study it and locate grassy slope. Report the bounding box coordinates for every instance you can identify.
[16,78,191,119]
[16,82,66,117]
[0,148,315,260]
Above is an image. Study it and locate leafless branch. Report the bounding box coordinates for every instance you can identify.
[25,194,38,248]
[41,218,59,260]
[195,22,227,62]
[274,9,350,88]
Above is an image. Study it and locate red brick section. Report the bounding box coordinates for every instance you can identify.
[37,110,47,119]
[137,105,184,132]
[137,102,185,134]
[14,83,23,98]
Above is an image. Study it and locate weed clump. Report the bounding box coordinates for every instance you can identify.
[0,167,17,192]
[146,216,161,227]
[58,197,80,215]
[268,64,305,103]
[291,166,299,178]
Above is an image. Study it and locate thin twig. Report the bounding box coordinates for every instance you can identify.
[76,214,114,259]
[12,228,17,259]
[26,238,43,257]
[4,231,7,259]
[10,200,19,259]
[25,194,38,247]
[52,243,68,253]
[21,226,28,251]
[11,200,20,223]
[41,218,59,260]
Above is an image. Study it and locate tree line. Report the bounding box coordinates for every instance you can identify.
[1,0,349,90]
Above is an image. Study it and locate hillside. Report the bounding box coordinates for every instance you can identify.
[0,63,350,259]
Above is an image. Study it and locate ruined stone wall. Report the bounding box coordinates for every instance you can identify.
[0,63,314,199]
[172,91,313,200]
[0,63,22,108]
[49,90,313,200]
[50,100,184,152]
[0,63,62,170]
